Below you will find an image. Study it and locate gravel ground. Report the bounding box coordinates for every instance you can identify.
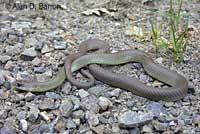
[0,0,200,134]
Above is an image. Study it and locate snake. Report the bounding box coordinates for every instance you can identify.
[15,39,188,101]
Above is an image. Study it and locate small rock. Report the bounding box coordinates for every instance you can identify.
[27,106,40,122]
[85,111,99,127]
[25,92,35,101]
[0,71,5,85]
[55,118,65,132]
[39,124,53,133]
[20,119,28,131]
[88,86,105,96]
[54,40,67,50]
[45,92,60,100]
[91,125,104,134]
[164,102,174,107]
[139,74,148,82]
[41,44,53,54]
[192,114,200,125]
[39,98,56,110]
[17,111,27,121]
[78,89,90,98]
[39,111,50,122]
[4,61,15,70]
[31,57,41,66]
[107,88,121,97]
[21,47,37,61]
[80,95,100,113]
[132,63,143,69]
[188,81,195,94]
[118,111,153,128]
[0,127,16,134]
[98,96,112,110]
[155,57,163,64]
[0,90,9,99]
[70,96,80,110]
[142,125,152,133]
[0,110,8,119]
[146,102,166,118]
[60,98,73,117]
[61,82,72,95]
[66,118,76,129]
[0,55,11,64]
[35,41,44,50]
[153,121,167,132]
[34,66,45,73]
[72,110,84,119]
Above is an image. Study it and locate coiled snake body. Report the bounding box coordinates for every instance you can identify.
[15,39,188,101]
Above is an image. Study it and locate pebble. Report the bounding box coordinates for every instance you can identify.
[80,95,100,113]
[153,121,167,132]
[142,125,152,133]
[107,88,121,97]
[45,92,60,100]
[34,66,45,73]
[0,127,16,134]
[0,55,11,64]
[72,110,84,119]
[192,114,200,125]
[20,119,28,131]
[25,92,35,101]
[35,41,44,51]
[0,71,5,85]
[39,98,56,110]
[66,118,76,129]
[59,98,73,117]
[31,57,41,66]
[39,111,50,122]
[21,47,38,61]
[164,102,174,107]
[4,61,15,70]
[118,111,154,128]
[78,89,90,98]
[85,111,99,127]
[88,86,105,96]
[98,96,112,110]
[61,82,72,95]
[54,40,67,50]
[90,125,104,134]
[16,111,27,121]
[146,102,167,118]
[41,44,53,54]
[39,124,54,134]
[27,106,40,122]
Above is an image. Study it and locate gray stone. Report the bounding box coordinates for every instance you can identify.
[54,40,67,50]
[34,66,45,73]
[70,96,80,110]
[25,92,35,101]
[66,119,76,129]
[16,111,27,120]
[21,47,38,61]
[39,98,56,110]
[146,102,167,118]
[78,89,90,98]
[0,55,11,64]
[27,106,40,122]
[41,44,53,54]
[153,121,167,132]
[0,127,16,134]
[60,98,73,117]
[0,70,5,85]
[119,111,153,128]
[88,86,105,96]
[85,111,99,127]
[20,119,28,131]
[4,61,15,70]
[142,125,152,133]
[39,124,54,133]
[31,57,41,66]
[35,41,44,51]
[72,110,84,119]
[98,96,112,110]
[80,95,100,113]
[0,109,8,119]
[107,88,121,97]
[45,92,60,100]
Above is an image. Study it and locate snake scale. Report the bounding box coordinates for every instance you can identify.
[15,39,188,101]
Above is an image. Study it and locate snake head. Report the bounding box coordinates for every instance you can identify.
[13,80,37,92]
